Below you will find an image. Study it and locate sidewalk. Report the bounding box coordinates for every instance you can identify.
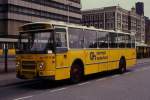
[0,72,23,87]
[0,58,27,87]
[137,58,150,64]
[0,58,150,88]
[0,58,15,73]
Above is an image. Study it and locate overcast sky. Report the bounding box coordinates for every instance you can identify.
[81,0,150,18]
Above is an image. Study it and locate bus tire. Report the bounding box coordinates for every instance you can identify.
[70,61,84,83]
[118,57,126,74]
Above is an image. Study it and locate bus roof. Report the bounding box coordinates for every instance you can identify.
[21,21,135,35]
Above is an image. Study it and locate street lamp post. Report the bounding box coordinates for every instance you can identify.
[67,3,70,23]
[66,0,72,23]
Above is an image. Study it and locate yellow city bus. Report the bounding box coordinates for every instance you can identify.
[16,21,136,82]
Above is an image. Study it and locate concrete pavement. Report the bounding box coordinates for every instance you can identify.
[0,58,150,100]
[0,72,24,87]
[0,58,25,87]
[32,63,150,100]
[0,58,150,88]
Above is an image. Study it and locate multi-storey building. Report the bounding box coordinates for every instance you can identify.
[82,6,145,43]
[82,6,114,30]
[145,17,150,45]
[0,0,82,36]
[129,8,145,43]
[82,6,129,32]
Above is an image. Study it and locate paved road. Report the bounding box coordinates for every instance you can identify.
[1,62,150,100]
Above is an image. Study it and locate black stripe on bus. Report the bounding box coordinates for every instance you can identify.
[55,58,136,69]
[86,58,136,66]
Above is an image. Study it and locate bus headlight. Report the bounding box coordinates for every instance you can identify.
[16,61,20,68]
[39,62,45,70]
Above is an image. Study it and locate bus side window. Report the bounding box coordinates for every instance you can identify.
[126,35,132,48]
[97,31,109,48]
[109,32,118,48]
[131,36,135,48]
[118,34,126,48]
[0,43,3,49]
[55,28,67,48]
[84,30,97,48]
[68,27,84,49]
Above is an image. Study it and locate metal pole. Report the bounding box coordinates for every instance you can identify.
[4,43,8,72]
[67,1,70,23]
[66,0,72,24]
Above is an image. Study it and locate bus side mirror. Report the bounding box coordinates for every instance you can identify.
[47,50,53,54]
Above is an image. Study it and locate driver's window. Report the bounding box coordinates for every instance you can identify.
[55,28,67,49]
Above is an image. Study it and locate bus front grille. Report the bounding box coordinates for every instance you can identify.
[22,71,35,75]
[22,61,36,70]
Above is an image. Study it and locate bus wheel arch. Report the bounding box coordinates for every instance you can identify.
[118,56,126,74]
[70,59,84,83]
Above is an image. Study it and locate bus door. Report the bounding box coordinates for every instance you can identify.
[84,30,99,75]
[97,31,109,72]
[54,27,69,80]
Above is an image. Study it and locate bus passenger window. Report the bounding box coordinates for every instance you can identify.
[0,43,2,49]
[109,32,118,48]
[131,36,136,48]
[118,34,126,48]
[68,28,84,49]
[85,30,97,48]
[55,28,67,48]
[97,31,109,48]
[126,35,132,48]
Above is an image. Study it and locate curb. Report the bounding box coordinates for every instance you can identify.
[0,79,24,87]
[137,59,150,64]
[137,61,150,64]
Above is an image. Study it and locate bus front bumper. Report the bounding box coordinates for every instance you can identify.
[16,70,55,80]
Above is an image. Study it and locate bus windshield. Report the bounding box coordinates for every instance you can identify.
[18,31,54,54]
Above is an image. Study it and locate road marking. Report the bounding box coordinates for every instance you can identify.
[77,82,90,86]
[96,67,150,82]
[141,67,150,71]
[14,95,33,100]
[134,67,150,72]
[50,88,67,93]
[124,72,131,75]
[111,75,120,78]
[95,78,107,82]
[134,69,141,72]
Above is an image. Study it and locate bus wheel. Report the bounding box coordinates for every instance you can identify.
[118,58,126,74]
[70,63,83,83]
